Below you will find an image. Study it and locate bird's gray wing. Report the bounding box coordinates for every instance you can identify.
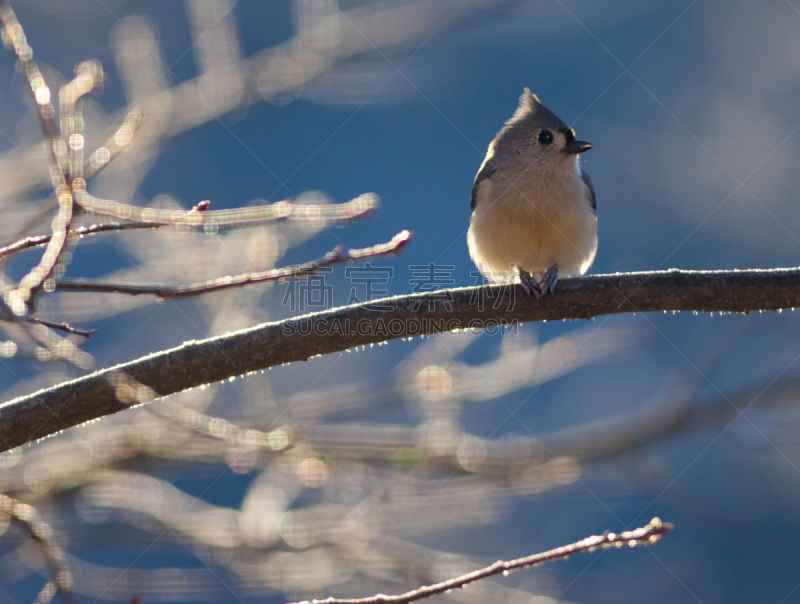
[470,159,496,212]
[581,168,596,212]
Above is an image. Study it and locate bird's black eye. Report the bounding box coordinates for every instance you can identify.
[538,130,553,145]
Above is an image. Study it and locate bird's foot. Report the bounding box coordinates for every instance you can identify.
[518,265,559,298]
[540,264,559,296]
[519,268,542,298]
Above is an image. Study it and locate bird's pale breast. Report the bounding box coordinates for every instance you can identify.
[467,165,597,284]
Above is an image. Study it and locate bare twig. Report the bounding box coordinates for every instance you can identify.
[83,107,144,179]
[0,298,95,338]
[33,582,56,604]
[11,183,73,311]
[146,398,294,453]
[24,321,95,371]
[288,517,672,604]
[28,318,96,338]
[0,12,104,314]
[75,191,378,227]
[0,495,75,604]
[0,2,76,313]
[0,0,513,207]
[4,197,60,246]
[0,194,376,262]
[60,59,103,183]
[0,199,212,261]
[0,220,169,261]
[52,229,411,299]
[296,368,795,470]
[0,1,62,169]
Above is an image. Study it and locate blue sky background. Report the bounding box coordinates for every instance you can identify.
[3,1,800,603]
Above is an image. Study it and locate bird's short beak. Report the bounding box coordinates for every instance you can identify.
[562,140,593,155]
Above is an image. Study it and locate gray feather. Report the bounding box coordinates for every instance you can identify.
[470,159,496,211]
[494,88,570,147]
[581,168,596,212]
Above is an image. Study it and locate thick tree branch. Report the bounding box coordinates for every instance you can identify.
[288,517,672,604]
[2,266,800,452]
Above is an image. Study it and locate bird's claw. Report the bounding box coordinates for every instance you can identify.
[541,264,559,295]
[518,265,559,298]
[519,268,542,299]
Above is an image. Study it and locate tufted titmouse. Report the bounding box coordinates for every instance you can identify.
[467,88,597,297]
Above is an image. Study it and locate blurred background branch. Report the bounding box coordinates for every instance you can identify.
[0,494,75,604]
[287,517,672,604]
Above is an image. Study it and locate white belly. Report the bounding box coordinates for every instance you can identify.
[467,172,598,284]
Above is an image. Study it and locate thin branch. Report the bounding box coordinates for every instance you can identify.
[0,193,376,261]
[23,320,95,371]
[0,24,103,313]
[11,185,74,311]
[0,2,76,312]
[28,318,96,338]
[52,229,411,299]
[0,1,63,170]
[0,200,208,261]
[0,0,504,206]
[60,59,103,183]
[145,398,294,453]
[33,582,56,604]
[288,517,672,604]
[0,222,158,260]
[4,197,60,248]
[2,267,800,452]
[297,370,800,470]
[0,298,94,338]
[75,191,379,227]
[83,107,144,179]
[0,495,76,604]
